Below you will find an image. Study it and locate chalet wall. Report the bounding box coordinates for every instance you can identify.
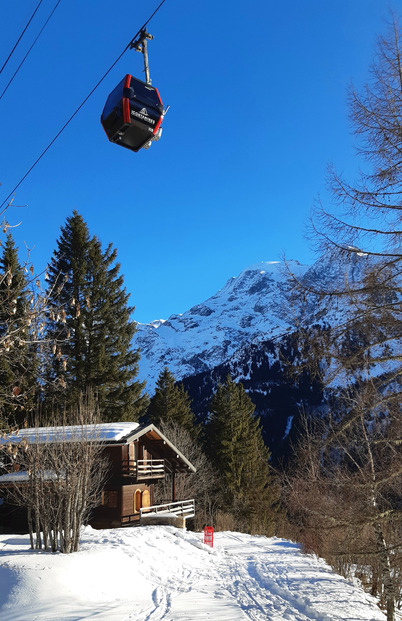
[0,427,193,532]
[121,484,153,525]
[103,445,123,477]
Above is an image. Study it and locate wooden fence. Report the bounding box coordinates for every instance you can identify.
[121,459,165,479]
[139,498,195,520]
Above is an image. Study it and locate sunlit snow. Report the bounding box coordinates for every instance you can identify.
[1,422,140,445]
[135,260,309,392]
[0,526,386,620]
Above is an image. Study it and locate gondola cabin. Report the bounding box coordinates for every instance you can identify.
[101,74,165,152]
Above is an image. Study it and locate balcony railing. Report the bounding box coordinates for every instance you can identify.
[121,459,165,480]
[140,499,195,521]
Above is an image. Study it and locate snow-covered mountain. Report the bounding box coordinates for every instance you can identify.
[134,253,383,457]
[135,260,309,393]
[134,253,373,391]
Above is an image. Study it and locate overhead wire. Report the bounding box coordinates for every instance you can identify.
[0,0,62,103]
[0,0,45,76]
[0,0,167,212]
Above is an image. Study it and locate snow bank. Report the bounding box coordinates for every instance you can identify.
[0,526,386,621]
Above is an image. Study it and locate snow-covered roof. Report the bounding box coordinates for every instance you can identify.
[0,423,196,473]
[0,470,59,483]
[1,422,140,445]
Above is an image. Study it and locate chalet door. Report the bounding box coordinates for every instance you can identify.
[142,489,150,508]
[134,488,150,513]
[134,489,141,512]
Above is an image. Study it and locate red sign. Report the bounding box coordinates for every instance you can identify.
[204,526,214,548]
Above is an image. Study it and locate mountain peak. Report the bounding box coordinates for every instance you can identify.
[134,259,310,392]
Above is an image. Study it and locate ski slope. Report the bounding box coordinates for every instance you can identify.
[0,526,386,620]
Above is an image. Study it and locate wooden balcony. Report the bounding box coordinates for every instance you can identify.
[139,498,195,521]
[121,459,165,480]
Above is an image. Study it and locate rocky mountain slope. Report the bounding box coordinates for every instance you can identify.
[134,253,380,457]
[135,260,309,393]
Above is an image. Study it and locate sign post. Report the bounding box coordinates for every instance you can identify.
[203,526,214,548]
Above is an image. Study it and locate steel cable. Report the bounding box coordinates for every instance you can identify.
[0,0,44,76]
[0,0,167,211]
[0,0,62,103]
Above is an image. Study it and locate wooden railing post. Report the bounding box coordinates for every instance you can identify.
[121,459,165,479]
[172,469,176,501]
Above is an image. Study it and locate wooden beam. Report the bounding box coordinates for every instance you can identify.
[171,470,176,502]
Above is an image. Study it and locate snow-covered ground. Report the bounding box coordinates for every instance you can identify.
[0,526,386,621]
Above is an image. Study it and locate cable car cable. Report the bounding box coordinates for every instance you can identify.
[0,0,167,211]
[0,0,62,103]
[0,0,45,76]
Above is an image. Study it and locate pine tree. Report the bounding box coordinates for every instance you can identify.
[206,376,281,533]
[44,211,148,421]
[147,367,197,436]
[0,232,36,425]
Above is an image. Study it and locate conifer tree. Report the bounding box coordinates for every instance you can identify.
[206,376,281,533]
[0,232,36,425]
[44,211,147,421]
[147,367,197,436]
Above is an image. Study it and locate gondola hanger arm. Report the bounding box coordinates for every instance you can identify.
[130,29,154,85]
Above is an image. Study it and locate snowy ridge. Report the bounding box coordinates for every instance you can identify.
[135,260,309,392]
[134,252,391,394]
[0,526,385,620]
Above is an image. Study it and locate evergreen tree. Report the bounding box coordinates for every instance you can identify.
[44,211,148,421]
[206,376,281,533]
[147,367,197,436]
[0,233,36,425]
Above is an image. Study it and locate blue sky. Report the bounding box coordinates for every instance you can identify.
[0,0,391,323]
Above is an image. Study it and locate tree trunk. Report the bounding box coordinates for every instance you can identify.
[27,506,34,550]
[374,522,395,621]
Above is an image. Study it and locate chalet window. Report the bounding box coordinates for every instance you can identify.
[101,490,118,508]
[134,489,141,512]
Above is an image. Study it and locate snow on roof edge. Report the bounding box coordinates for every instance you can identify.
[1,422,140,445]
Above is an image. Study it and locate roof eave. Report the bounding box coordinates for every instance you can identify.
[123,424,196,473]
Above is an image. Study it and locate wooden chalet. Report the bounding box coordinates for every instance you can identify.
[0,422,196,532]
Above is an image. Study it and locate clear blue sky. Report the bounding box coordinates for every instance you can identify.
[0,0,391,323]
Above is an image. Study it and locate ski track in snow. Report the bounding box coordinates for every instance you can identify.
[0,527,386,621]
[219,533,328,621]
[141,531,385,621]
